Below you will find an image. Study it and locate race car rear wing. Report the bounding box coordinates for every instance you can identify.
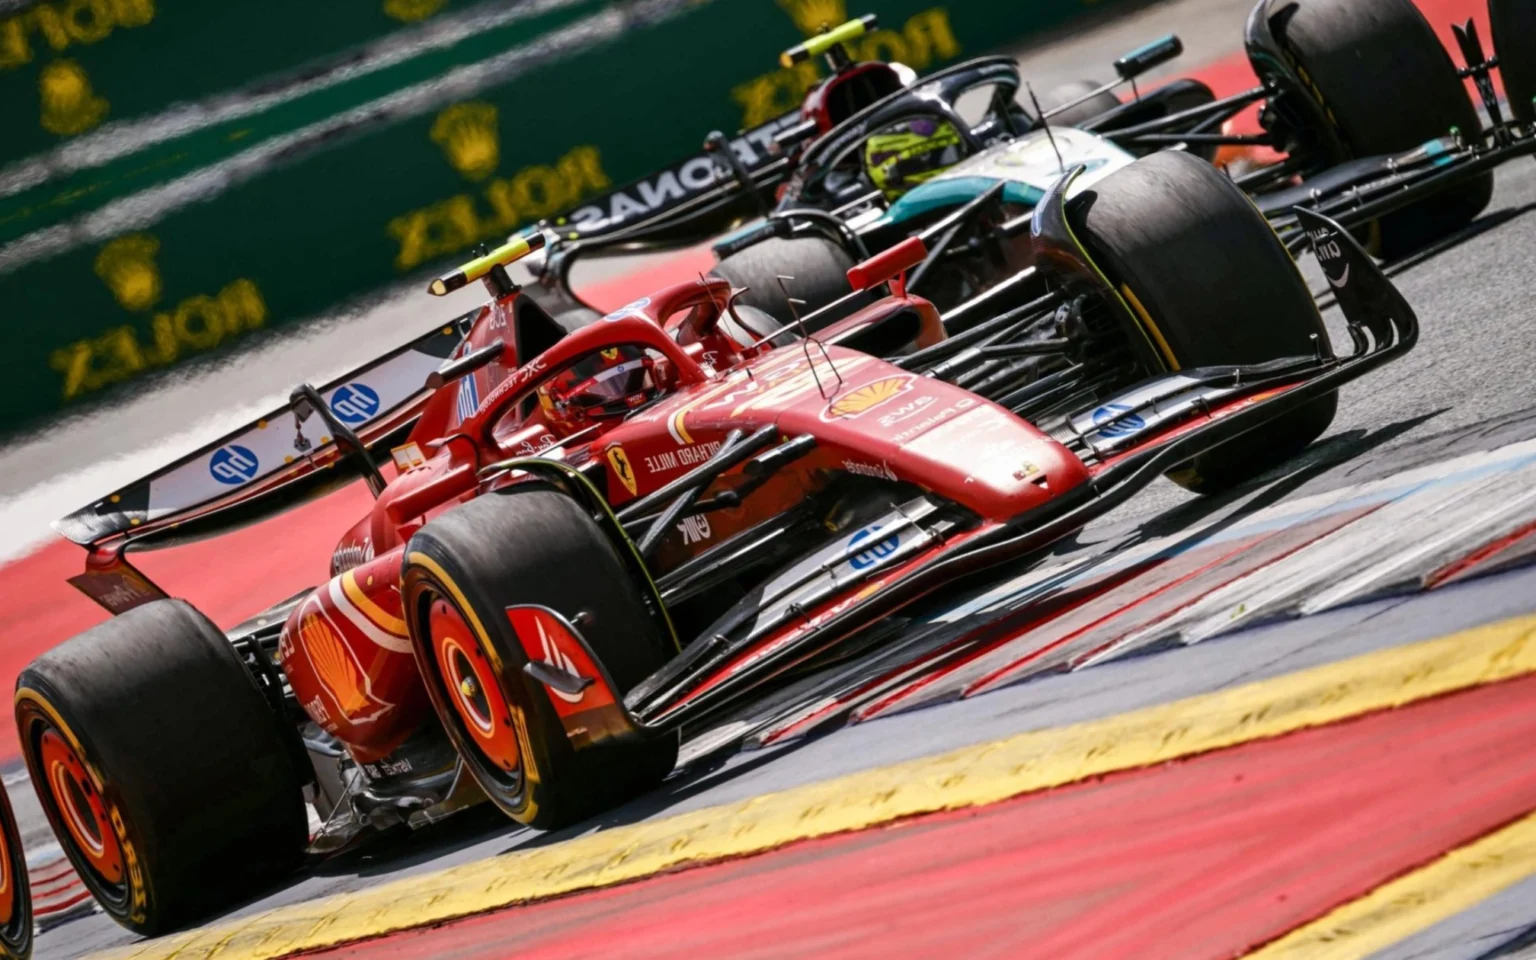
[54,314,472,557]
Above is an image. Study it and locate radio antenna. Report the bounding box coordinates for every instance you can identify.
[1026,82,1065,175]
[776,275,842,398]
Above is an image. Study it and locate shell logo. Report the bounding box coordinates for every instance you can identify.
[300,612,393,723]
[822,375,914,421]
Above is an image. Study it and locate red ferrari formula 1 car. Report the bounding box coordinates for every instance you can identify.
[20,153,1416,934]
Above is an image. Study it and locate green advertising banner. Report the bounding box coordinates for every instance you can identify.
[0,0,1131,438]
[0,0,534,167]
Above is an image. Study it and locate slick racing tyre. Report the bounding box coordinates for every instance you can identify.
[1489,0,1534,126]
[711,235,861,335]
[1037,79,1121,129]
[1256,0,1492,258]
[1073,150,1336,495]
[403,487,678,831]
[0,786,31,959]
[16,600,308,936]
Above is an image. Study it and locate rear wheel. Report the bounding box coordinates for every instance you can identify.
[1257,0,1492,257]
[403,487,677,831]
[710,235,860,333]
[15,600,307,935]
[1038,79,1121,129]
[1073,150,1336,494]
[1490,0,1534,126]
[0,786,31,959]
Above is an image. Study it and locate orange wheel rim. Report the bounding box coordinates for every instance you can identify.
[0,802,12,926]
[40,729,124,884]
[429,598,521,773]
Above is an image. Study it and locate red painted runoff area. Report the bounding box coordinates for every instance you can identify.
[309,674,1536,960]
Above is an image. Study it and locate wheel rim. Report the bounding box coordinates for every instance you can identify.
[427,595,522,776]
[0,801,13,926]
[39,729,124,885]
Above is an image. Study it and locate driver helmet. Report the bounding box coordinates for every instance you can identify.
[537,345,655,430]
[864,117,966,199]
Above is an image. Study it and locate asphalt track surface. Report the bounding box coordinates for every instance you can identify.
[9,0,1536,955]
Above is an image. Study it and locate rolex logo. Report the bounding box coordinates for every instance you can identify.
[384,0,448,21]
[93,234,162,311]
[777,0,848,36]
[40,59,109,137]
[431,102,500,182]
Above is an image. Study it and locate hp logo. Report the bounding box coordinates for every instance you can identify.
[329,383,381,425]
[848,525,900,571]
[209,445,260,485]
[1091,403,1147,439]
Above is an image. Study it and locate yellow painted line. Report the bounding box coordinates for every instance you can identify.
[1246,808,1536,960]
[96,614,1536,960]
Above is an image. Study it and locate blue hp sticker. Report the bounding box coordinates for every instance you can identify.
[848,525,901,571]
[329,383,381,425]
[1092,403,1147,439]
[209,445,260,485]
[603,297,651,321]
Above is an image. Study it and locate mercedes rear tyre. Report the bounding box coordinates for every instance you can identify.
[15,600,308,936]
[1037,79,1122,129]
[710,235,861,334]
[403,487,678,831]
[1073,150,1337,495]
[1255,0,1492,258]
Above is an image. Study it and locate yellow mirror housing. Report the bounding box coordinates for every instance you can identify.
[780,14,877,68]
[427,231,547,297]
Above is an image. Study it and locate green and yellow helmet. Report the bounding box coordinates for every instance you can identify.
[863,117,966,199]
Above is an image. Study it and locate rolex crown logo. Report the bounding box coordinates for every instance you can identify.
[777,0,848,36]
[431,102,500,182]
[40,59,109,137]
[93,234,162,312]
[383,0,447,21]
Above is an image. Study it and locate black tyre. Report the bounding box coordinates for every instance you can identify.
[403,487,678,831]
[0,787,31,959]
[1073,151,1336,494]
[1038,79,1121,129]
[1259,0,1492,257]
[1490,0,1535,126]
[710,235,860,333]
[15,600,307,935]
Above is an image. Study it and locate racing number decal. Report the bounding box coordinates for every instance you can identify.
[607,445,638,496]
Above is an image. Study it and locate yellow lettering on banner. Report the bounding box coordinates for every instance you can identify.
[0,0,155,72]
[903,8,961,65]
[52,267,268,401]
[387,145,613,272]
[731,60,820,130]
[731,8,961,129]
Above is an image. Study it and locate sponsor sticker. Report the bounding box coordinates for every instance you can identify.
[209,444,260,485]
[329,382,381,425]
[607,444,638,496]
[1091,403,1147,439]
[847,524,901,571]
[643,441,723,474]
[822,375,915,420]
[391,442,427,472]
[842,459,898,481]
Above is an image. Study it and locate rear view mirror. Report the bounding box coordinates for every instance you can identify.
[1114,35,1183,81]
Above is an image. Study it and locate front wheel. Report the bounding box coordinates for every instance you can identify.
[1255,0,1492,258]
[1073,150,1337,494]
[403,487,677,831]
